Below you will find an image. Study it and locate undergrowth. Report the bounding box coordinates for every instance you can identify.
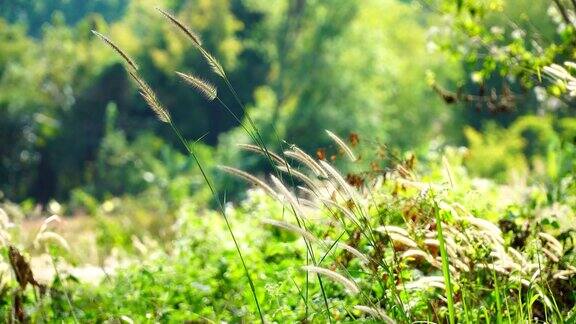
[0,6,574,323]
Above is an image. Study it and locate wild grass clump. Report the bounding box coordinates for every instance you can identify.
[1,140,574,322]
[220,134,576,322]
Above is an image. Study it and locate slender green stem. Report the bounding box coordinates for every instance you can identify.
[168,122,265,323]
[435,203,455,324]
[218,73,336,323]
[492,268,503,324]
[49,253,79,323]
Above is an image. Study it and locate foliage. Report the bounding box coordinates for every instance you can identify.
[425,0,576,119]
[0,0,463,203]
[2,140,575,322]
[463,115,576,183]
[0,0,576,323]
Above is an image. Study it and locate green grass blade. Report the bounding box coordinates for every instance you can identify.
[434,203,456,324]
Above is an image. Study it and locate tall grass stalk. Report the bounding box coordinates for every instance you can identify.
[157,9,339,320]
[49,254,79,323]
[434,203,456,324]
[92,30,265,323]
[169,117,265,323]
[491,268,503,324]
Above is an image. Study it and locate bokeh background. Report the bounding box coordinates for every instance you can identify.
[1,0,571,207]
[1,0,576,322]
[0,1,508,203]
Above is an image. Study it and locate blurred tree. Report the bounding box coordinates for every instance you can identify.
[0,0,128,36]
[0,0,266,203]
[0,0,464,203]
[215,0,462,197]
[424,0,576,126]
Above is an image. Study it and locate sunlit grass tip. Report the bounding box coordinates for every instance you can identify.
[217,165,277,198]
[262,219,317,243]
[91,30,139,71]
[325,130,356,162]
[325,240,370,264]
[176,71,217,101]
[201,50,227,79]
[302,265,359,294]
[156,7,202,47]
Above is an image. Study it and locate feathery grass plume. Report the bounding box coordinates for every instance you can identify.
[262,219,317,242]
[403,276,446,290]
[542,248,559,262]
[320,199,361,225]
[424,238,440,247]
[156,8,202,47]
[519,278,532,287]
[217,165,277,198]
[465,216,503,244]
[443,224,467,243]
[302,265,359,294]
[238,143,286,165]
[120,315,135,324]
[325,240,370,264]
[553,269,576,280]
[298,198,319,209]
[285,147,327,177]
[507,247,528,266]
[125,65,171,123]
[375,225,416,247]
[353,305,396,324]
[319,160,355,198]
[538,232,563,256]
[387,232,418,249]
[276,165,318,190]
[565,61,576,69]
[452,258,470,272]
[270,175,306,219]
[91,30,139,71]
[476,263,509,274]
[157,7,226,78]
[298,185,318,199]
[200,49,227,79]
[492,245,511,261]
[543,64,572,80]
[544,242,563,258]
[442,236,460,259]
[375,225,410,237]
[0,207,12,229]
[400,249,426,259]
[139,90,172,123]
[34,231,70,251]
[496,259,523,273]
[38,214,61,233]
[176,72,217,101]
[92,31,171,123]
[438,201,461,220]
[325,130,357,162]
[531,269,541,282]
